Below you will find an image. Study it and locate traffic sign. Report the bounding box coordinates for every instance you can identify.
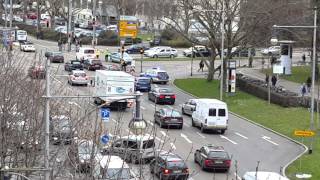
[100,108,110,122]
[101,134,110,144]
[294,130,315,137]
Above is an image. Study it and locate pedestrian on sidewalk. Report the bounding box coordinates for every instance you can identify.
[198,60,204,72]
[306,77,311,93]
[302,54,306,63]
[271,75,277,87]
[265,74,269,85]
[248,55,253,68]
[301,83,307,97]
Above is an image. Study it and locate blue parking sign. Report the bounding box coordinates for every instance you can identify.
[100,108,110,122]
[101,134,109,144]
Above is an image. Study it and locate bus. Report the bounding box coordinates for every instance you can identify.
[15,30,27,42]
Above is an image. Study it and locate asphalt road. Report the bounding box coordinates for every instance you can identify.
[17,36,306,180]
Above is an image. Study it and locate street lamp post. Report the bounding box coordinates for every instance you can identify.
[92,0,97,48]
[191,45,194,76]
[272,7,317,154]
[67,0,73,52]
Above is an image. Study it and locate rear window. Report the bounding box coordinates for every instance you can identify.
[142,139,155,149]
[218,109,226,117]
[209,109,216,116]
[138,79,150,83]
[127,140,138,149]
[72,61,81,65]
[159,89,172,93]
[208,151,229,159]
[165,110,180,117]
[74,73,86,77]
[157,72,168,79]
[167,161,186,168]
[84,49,95,54]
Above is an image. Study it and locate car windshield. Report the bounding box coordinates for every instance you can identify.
[167,160,186,168]
[158,88,172,93]
[142,139,155,149]
[74,72,86,77]
[138,79,150,83]
[165,110,180,117]
[92,60,101,64]
[208,151,229,159]
[123,53,131,58]
[84,49,95,54]
[17,31,26,35]
[53,119,71,129]
[53,52,63,56]
[105,168,132,179]
[72,61,81,65]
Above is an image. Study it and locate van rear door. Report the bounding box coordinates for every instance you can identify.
[216,107,228,127]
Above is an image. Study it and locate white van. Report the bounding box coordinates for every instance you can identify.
[191,98,228,134]
[242,171,289,180]
[76,47,96,60]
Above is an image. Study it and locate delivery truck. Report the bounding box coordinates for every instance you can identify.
[94,70,135,110]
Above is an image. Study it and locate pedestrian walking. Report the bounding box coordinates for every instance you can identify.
[198,60,204,72]
[306,77,311,93]
[271,75,277,87]
[302,54,306,63]
[36,31,40,39]
[301,83,307,97]
[248,55,253,68]
[265,74,269,85]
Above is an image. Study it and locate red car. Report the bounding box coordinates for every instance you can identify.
[27,13,37,19]
[28,65,45,79]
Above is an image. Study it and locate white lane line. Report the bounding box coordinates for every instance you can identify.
[181,133,192,144]
[150,104,155,108]
[141,106,146,110]
[170,143,176,150]
[155,137,164,143]
[184,123,190,127]
[235,132,248,139]
[111,119,118,124]
[52,76,62,84]
[234,173,241,180]
[160,131,167,137]
[188,178,194,180]
[68,101,82,109]
[154,84,158,88]
[178,104,183,107]
[220,135,238,145]
[262,136,279,146]
[196,132,206,139]
[147,120,154,126]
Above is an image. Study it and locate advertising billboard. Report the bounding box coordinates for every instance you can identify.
[119,15,138,38]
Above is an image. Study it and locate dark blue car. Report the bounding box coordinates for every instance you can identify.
[135,77,151,92]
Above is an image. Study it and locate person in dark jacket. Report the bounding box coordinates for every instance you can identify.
[271,75,277,87]
[306,77,311,93]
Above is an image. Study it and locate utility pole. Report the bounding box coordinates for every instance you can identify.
[67,0,73,52]
[220,2,225,101]
[36,0,41,34]
[191,44,193,76]
[9,0,12,28]
[44,53,51,180]
[92,0,97,48]
[4,0,8,28]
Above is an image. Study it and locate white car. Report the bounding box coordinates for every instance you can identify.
[54,26,66,32]
[183,45,206,57]
[144,47,178,58]
[242,171,289,180]
[20,42,35,52]
[261,46,281,56]
[67,70,89,86]
[13,15,23,22]
[76,47,96,60]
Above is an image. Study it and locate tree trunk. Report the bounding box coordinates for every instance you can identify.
[206,58,215,82]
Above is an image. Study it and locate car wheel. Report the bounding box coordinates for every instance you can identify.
[159,121,164,128]
[221,129,225,134]
[191,118,195,127]
[170,54,174,58]
[182,107,186,115]
[153,55,158,58]
[179,125,183,129]
[200,124,205,133]
[127,50,131,54]
[268,52,272,56]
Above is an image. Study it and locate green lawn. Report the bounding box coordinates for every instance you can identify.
[174,78,319,180]
[262,66,312,84]
[137,33,154,41]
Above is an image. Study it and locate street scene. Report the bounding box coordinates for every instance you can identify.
[0,0,319,180]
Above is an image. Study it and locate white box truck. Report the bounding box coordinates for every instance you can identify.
[191,98,228,134]
[94,70,135,110]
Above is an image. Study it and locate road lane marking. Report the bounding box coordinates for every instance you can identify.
[147,120,154,126]
[155,137,164,143]
[178,104,183,107]
[55,75,69,77]
[181,133,192,144]
[52,76,62,84]
[111,119,118,124]
[262,136,279,146]
[141,106,146,110]
[235,132,248,139]
[196,132,206,139]
[160,131,168,137]
[184,123,190,127]
[220,135,238,145]
[68,101,82,109]
[234,173,241,180]
[170,143,176,150]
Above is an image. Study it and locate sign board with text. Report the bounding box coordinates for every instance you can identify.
[119,15,138,38]
[294,130,315,137]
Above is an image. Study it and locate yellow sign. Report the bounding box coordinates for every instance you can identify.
[294,130,315,137]
[119,16,138,38]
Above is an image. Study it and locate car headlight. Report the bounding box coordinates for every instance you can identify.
[80,159,85,163]
[21,142,25,145]
[53,137,58,140]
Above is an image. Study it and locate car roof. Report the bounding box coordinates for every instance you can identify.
[136,77,150,80]
[148,67,167,72]
[196,98,226,106]
[243,171,289,180]
[203,144,225,152]
[121,134,154,141]
[158,151,183,161]
[99,155,129,169]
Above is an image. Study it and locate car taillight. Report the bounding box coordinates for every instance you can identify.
[171,95,176,99]
[159,95,165,99]
[85,76,88,80]
[72,77,76,80]
[225,160,231,167]
[163,169,170,174]
[205,159,214,166]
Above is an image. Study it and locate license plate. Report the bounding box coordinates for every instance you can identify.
[215,161,223,164]
[171,119,177,121]
[173,170,181,173]
[165,96,171,98]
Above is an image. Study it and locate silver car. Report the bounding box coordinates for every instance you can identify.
[145,47,178,58]
[182,99,197,116]
[68,70,89,86]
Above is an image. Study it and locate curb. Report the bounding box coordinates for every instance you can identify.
[172,80,308,178]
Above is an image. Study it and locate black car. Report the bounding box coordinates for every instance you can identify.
[194,144,231,172]
[126,44,150,54]
[64,60,84,71]
[154,108,183,129]
[83,58,103,71]
[150,36,161,46]
[135,77,151,92]
[49,52,64,63]
[150,151,189,180]
[148,88,176,105]
[50,115,75,145]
